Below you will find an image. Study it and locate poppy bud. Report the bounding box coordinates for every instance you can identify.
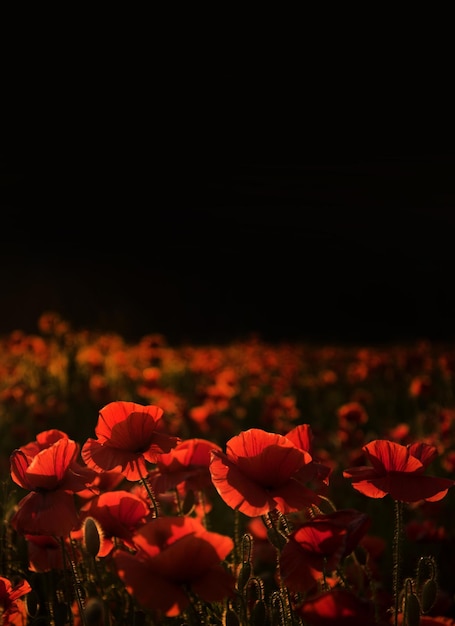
[403,591,421,626]
[420,578,438,613]
[83,517,102,558]
[250,599,267,626]
[237,561,252,590]
[25,589,40,618]
[83,597,105,625]
[224,607,241,626]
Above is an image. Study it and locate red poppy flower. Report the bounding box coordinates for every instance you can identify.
[280,509,371,593]
[81,401,181,481]
[0,576,32,626]
[19,428,69,457]
[113,516,235,617]
[148,438,222,494]
[295,587,379,626]
[209,427,330,517]
[10,438,98,536]
[285,424,331,486]
[343,440,455,503]
[78,490,150,557]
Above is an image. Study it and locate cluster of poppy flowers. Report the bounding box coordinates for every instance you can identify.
[2,399,455,625]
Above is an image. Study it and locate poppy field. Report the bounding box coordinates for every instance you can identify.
[2,311,455,625]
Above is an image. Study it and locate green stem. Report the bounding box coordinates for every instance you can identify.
[392,499,403,626]
[60,536,87,626]
[136,462,159,518]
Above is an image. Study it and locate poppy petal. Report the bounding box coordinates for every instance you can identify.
[210,451,281,516]
[364,440,423,473]
[114,550,189,616]
[11,491,79,536]
[81,439,147,480]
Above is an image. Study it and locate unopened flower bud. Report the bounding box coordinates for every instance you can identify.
[237,561,251,590]
[224,607,241,626]
[83,597,105,625]
[403,591,421,626]
[421,578,438,614]
[250,599,267,626]
[83,517,102,558]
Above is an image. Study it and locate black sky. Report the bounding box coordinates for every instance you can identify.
[1,151,455,345]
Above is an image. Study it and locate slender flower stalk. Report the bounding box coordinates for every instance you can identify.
[136,462,160,518]
[60,536,87,626]
[392,500,403,626]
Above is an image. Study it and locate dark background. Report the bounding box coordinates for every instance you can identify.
[1,151,455,346]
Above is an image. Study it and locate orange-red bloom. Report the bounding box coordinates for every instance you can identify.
[10,438,98,536]
[280,509,371,593]
[343,440,455,503]
[18,428,70,456]
[81,401,181,481]
[0,576,31,625]
[209,426,331,517]
[78,490,150,557]
[113,516,235,617]
[148,438,222,494]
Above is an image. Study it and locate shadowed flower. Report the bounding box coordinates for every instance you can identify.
[295,587,380,626]
[77,490,150,557]
[209,426,330,517]
[280,509,371,594]
[25,534,65,572]
[113,516,235,617]
[81,401,181,481]
[0,575,32,625]
[10,438,98,536]
[148,438,222,495]
[343,440,455,502]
